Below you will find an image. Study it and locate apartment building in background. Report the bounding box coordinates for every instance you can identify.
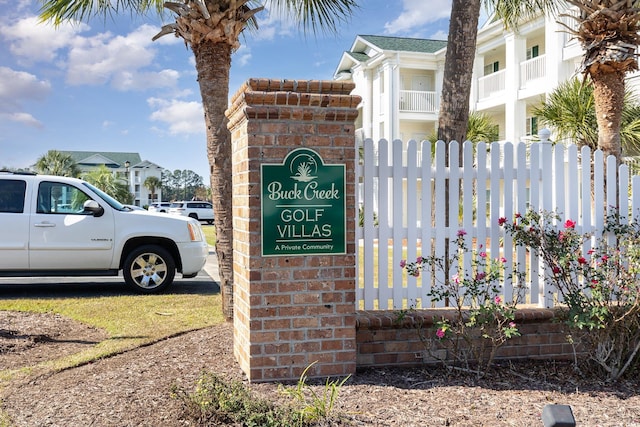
[60,151,163,207]
[333,7,640,148]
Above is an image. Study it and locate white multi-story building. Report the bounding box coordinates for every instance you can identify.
[334,8,640,147]
[60,151,164,207]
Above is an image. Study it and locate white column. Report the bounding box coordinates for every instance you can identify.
[504,32,527,143]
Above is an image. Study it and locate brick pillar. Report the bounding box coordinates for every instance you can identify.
[227,79,361,382]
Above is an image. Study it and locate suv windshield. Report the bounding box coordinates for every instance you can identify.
[82,182,125,210]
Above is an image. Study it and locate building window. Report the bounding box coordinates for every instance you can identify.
[526,116,538,136]
[526,45,539,60]
[483,61,499,76]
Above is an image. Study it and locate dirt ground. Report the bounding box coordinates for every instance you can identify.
[1,310,639,426]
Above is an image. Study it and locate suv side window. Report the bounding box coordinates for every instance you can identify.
[37,181,91,214]
[0,179,27,213]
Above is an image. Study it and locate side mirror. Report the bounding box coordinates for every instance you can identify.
[83,200,104,217]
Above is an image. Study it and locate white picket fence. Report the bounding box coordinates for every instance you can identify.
[356,138,640,310]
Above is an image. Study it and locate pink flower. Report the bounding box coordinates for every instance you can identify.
[414,270,421,278]
[509,322,516,328]
[601,255,609,262]
[452,273,460,284]
[558,231,565,241]
[564,219,576,229]
[475,272,486,281]
[494,296,502,304]
[400,260,406,268]
[436,328,446,339]
[500,257,507,263]
[498,217,507,225]
[457,229,467,237]
[479,251,487,258]
[416,256,423,264]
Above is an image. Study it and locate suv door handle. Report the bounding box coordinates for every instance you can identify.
[34,222,56,227]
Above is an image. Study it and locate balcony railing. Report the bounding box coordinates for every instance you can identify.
[477,69,505,100]
[520,54,546,87]
[399,90,438,113]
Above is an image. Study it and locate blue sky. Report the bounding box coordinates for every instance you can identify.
[0,0,464,179]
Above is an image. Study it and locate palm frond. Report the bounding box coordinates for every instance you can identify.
[266,0,359,35]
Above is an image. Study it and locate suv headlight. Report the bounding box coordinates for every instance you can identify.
[187,222,204,242]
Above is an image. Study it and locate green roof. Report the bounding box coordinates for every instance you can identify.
[358,35,447,53]
[346,51,370,62]
[59,151,142,168]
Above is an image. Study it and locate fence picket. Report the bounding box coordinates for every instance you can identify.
[378,139,391,309]
[356,138,637,310]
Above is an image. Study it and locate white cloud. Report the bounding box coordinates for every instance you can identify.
[0,16,88,64]
[147,97,204,135]
[384,0,452,35]
[4,112,44,129]
[112,69,180,91]
[233,45,252,67]
[0,67,51,112]
[1,17,181,91]
[64,24,181,90]
[430,30,448,41]
[252,7,296,41]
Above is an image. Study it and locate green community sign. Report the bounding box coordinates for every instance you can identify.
[261,147,346,257]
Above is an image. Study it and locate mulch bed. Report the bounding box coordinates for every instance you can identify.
[1,311,639,426]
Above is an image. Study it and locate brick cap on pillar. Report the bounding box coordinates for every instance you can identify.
[226,78,361,130]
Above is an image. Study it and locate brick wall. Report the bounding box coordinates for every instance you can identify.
[356,308,578,369]
[227,79,361,382]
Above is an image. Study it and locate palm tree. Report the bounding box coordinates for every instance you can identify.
[39,0,358,319]
[143,176,162,203]
[533,77,640,155]
[489,0,640,165]
[34,150,81,177]
[83,165,133,203]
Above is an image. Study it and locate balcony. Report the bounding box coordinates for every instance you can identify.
[520,54,546,88]
[478,69,505,100]
[399,90,438,113]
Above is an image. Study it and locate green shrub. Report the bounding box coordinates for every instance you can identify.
[501,209,640,381]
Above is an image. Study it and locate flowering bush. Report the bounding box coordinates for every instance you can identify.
[500,209,640,381]
[401,229,525,374]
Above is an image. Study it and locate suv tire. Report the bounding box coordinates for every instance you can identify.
[123,245,176,293]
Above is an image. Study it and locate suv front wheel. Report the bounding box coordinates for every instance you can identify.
[123,245,176,293]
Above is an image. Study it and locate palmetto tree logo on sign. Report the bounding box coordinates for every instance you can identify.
[290,154,317,182]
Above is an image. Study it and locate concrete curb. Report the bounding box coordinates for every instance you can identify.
[202,246,220,284]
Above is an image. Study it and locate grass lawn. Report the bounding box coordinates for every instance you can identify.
[0,223,223,379]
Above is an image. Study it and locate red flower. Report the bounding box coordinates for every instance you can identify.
[498,217,507,226]
[564,219,576,229]
[578,257,587,265]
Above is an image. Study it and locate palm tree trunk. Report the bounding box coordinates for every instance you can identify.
[193,41,234,320]
[438,0,481,288]
[592,69,625,163]
[592,68,625,205]
[437,0,481,152]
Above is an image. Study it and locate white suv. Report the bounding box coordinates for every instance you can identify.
[168,201,214,224]
[148,202,172,213]
[0,172,208,293]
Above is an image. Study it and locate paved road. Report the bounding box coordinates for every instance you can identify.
[0,248,220,297]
